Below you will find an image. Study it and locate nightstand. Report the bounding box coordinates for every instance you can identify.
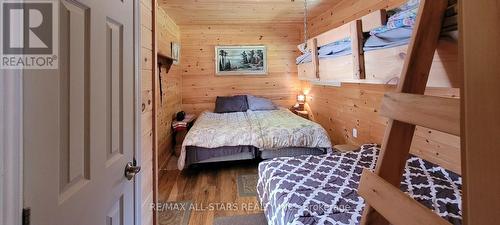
[290,107,310,120]
[172,114,196,157]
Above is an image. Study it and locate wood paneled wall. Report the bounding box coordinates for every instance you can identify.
[303,83,461,173]
[180,24,302,114]
[157,8,181,167]
[307,0,405,37]
[140,0,154,224]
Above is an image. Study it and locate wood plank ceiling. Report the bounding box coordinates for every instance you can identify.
[159,0,343,25]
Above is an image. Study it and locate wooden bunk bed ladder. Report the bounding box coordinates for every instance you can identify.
[358,0,453,225]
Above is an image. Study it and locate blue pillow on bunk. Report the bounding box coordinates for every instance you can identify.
[247,95,277,111]
[214,95,249,113]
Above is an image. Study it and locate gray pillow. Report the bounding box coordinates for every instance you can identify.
[247,95,277,111]
[214,95,249,113]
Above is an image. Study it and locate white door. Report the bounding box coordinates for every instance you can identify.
[23,0,138,224]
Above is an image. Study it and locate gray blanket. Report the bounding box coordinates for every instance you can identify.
[364,27,413,51]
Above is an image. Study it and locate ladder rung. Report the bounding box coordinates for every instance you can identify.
[358,169,452,225]
[380,93,460,136]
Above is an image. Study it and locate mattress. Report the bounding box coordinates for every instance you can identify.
[257,144,462,225]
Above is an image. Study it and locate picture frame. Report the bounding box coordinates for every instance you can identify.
[215,45,267,76]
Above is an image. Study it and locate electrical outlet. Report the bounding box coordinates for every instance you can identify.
[352,128,358,138]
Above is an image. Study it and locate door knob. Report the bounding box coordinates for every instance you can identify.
[124,162,141,180]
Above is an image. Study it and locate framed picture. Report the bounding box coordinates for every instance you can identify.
[171,42,180,65]
[215,45,267,76]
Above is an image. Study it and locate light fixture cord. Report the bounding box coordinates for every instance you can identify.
[303,0,308,49]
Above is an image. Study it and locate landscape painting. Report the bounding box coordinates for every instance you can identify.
[215,46,267,75]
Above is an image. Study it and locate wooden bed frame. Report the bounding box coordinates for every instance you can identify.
[298,10,389,82]
[297,20,364,82]
[298,3,459,88]
[364,37,459,87]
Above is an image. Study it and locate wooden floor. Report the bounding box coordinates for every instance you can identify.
[158,155,263,225]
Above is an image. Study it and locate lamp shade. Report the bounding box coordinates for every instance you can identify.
[297,94,306,103]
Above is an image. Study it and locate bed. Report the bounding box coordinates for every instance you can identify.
[296,0,458,87]
[296,38,352,65]
[257,144,462,225]
[297,22,357,82]
[363,0,459,87]
[178,106,332,170]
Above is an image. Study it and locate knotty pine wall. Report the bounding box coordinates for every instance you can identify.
[180,24,302,114]
[307,0,405,37]
[140,0,154,224]
[303,83,461,173]
[302,0,461,173]
[157,8,182,167]
[141,5,182,225]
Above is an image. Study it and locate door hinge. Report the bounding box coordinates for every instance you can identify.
[22,208,31,225]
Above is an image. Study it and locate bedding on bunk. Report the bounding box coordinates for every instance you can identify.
[364,0,419,51]
[257,144,462,225]
[178,108,332,170]
[363,27,413,51]
[296,38,352,65]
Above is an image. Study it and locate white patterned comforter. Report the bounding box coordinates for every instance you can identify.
[248,109,332,150]
[178,111,260,170]
[178,108,332,170]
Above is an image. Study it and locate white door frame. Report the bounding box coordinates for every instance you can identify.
[133,0,142,224]
[0,70,24,225]
[0,0,142,224]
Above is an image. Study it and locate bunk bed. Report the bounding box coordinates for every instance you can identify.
[297,22,357,81]
[296,9,385,83]
[297,21,364,82]
[298,0,459,88]
[363,0,459,87]
[260,0,462,225]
